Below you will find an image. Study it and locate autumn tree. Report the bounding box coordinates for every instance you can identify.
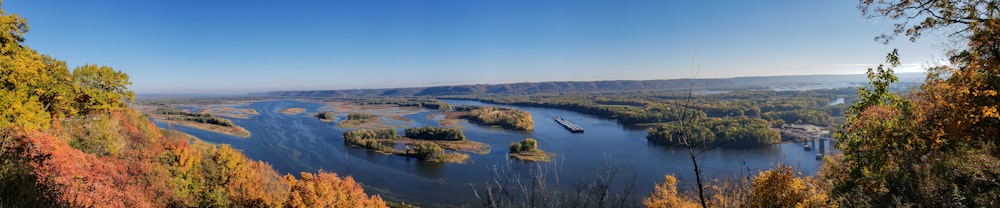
[73,64,135,114]
[283,171,386,208]
[747,165,830,208]
[0,5,51,131]
[643,174,699,208]
[822,0,1000,206]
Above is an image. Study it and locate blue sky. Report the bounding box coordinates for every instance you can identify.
[5,1,944,94]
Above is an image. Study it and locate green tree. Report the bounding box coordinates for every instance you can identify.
[412,142,446,162]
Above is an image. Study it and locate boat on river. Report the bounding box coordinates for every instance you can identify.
[554,116,584,133]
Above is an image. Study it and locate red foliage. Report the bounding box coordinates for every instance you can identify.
[6,109,387,207]
[24,131,154,207]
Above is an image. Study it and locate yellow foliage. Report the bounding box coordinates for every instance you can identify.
[749,165,832,208]
[643,174,700,208]
[0,90,49,130]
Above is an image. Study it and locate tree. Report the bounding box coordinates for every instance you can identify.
[859,1,1000,147]
[412,142,446,162]
[821,1,1000,206]
[73,64,135,114]
[0,5,50,131]
[643,174,699,208]
[282,171,386,208]
[748,165,829,208]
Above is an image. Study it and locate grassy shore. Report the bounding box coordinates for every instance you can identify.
[201,106,259,119]
[337,118,381,128]
[427,111,468,127]
[510,150,553,162]
[323,101,420,129]
[279,108,305,115]
[400,137,490,154]
[155,116,251,138]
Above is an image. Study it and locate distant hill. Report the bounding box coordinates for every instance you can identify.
[266,73,925,97]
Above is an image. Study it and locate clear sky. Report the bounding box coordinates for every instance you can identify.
[5,1,946,94]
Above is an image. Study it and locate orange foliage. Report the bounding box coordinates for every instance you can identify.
[918,66,1000,150]
[4,109,388,208]
[283,171,387,208]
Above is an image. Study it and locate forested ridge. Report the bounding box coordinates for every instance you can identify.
[266,73,924,97]
[0,4,386,207]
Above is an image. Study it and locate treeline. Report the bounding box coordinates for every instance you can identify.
[404,127,465,141]
[343,128,398,140]
[762,109,833,127]
[266,74,897,97]
[153,107,235,127]
[647,117,781,147]
[451,96,704,125]
[455,105,534,131]
[623,103,706,124]
[341,128,450,162]
[349,98,451,110]
[347,112,374,120]
[342,128,399,153]
[453,89,844,127]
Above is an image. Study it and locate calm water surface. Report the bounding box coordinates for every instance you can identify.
[157,99,829,207]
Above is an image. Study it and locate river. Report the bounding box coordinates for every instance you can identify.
[157,99,829,207]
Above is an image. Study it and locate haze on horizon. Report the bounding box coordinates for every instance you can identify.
[7,1,946,94]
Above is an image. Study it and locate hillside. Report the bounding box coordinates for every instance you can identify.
[0,5,387,207]
[266,73,924,97]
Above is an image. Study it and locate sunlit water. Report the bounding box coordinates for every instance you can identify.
[156,99,830,206]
